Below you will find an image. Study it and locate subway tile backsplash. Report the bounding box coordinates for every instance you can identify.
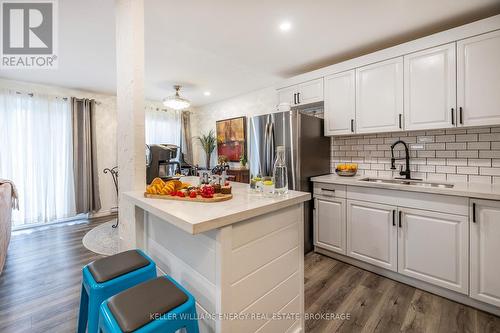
[330,126,500,184]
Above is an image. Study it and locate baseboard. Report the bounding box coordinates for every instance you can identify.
[314,246,500,317]
[89,210,118,219]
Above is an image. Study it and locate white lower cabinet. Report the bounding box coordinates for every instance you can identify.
[313,186,500,310]
[398,208,468,294]
[313,198,346,254]
[346,200,397,271]
[470,199,500,307]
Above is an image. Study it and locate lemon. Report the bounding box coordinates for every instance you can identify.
[263,180,274,186]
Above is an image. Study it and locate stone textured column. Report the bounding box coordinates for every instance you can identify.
[115,0,145,250]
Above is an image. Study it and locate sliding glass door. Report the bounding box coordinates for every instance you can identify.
[0,90,76,227]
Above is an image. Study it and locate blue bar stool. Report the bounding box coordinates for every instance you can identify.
[78,249,157,333]
[98,275,199,333]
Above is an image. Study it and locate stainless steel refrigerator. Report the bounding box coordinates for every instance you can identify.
[248,107,330,253]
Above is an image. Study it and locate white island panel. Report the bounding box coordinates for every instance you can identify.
[125,184,310,333]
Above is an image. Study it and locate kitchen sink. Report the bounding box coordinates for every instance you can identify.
[359,177,454,188]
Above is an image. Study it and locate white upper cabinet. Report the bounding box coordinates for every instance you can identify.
[277,78,324,107]
[356,57,404,133]
[404,43,457,130]
[470,199,500,307]
[398,208,468,294]
[297,78,323,105]
[324,70,356,136]
[278,18,500,136]
[457,30,500,127]
[278,85,296,106]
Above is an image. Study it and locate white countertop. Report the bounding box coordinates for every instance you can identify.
[123,183,311,235]
[311,174,500,201]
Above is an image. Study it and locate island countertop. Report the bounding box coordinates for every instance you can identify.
[123,182,311,235]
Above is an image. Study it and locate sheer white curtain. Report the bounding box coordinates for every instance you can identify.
[145,107,181,145]
[0,89,76,226]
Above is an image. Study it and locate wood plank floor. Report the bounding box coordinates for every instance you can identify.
[1,220,499,332]
[0,218,109,333]
[305,252,500,333]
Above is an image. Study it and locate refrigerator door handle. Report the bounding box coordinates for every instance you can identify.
[263,122,269,176]
[290,112,297,190]
[267,121,275,176]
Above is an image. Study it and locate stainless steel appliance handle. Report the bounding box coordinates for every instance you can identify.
[263,122,269,176]
[267,122,275,176]
[290,111,297,190]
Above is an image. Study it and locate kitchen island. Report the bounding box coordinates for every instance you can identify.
[123,183,311,333]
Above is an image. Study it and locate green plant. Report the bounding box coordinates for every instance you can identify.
[239,154,247,166]
[196,130,216,170]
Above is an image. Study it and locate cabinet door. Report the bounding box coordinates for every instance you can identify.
[398,208,468,294]
[404,43,457,130]
[278,86,297,106]
[457,30,500,127]
[347,200,397,271]
[314,198,346,254]
[356,57,404,133]
[324,71,356,136]
[297,78,324,105]
[470,199,500,307]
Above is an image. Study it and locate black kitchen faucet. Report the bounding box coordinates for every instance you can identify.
[390,140,412,180]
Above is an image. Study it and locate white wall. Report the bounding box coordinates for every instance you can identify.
[0,78,164,217]
[192,86,277,167]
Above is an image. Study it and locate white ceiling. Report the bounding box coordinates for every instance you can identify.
[1,0,500,106]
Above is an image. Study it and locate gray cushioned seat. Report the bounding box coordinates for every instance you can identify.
[88,250,150,283]
[107,276,189,332]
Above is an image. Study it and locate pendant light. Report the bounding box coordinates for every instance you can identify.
[162,85,191,110]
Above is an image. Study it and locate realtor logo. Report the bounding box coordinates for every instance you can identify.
[1,0,58,68]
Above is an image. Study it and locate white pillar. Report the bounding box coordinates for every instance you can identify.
[115,0,145,250]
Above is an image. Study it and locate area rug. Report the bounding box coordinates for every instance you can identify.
[82,220,120,256]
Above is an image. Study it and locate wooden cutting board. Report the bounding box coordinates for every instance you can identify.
[144,192,233,203]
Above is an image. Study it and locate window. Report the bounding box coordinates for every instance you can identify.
[145,107,181,146]
[0,90,75,227]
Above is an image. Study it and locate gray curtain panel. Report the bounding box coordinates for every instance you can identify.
[72,98,101,214]
[181,111,193,165]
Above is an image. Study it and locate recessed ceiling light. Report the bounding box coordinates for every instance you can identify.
[204,91,211,96]
[279,21,292,32]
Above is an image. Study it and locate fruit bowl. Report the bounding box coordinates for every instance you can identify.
[335,163,358,177]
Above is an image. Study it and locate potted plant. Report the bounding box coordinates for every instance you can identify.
[239,154,247,168]
[196,130,216,170]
